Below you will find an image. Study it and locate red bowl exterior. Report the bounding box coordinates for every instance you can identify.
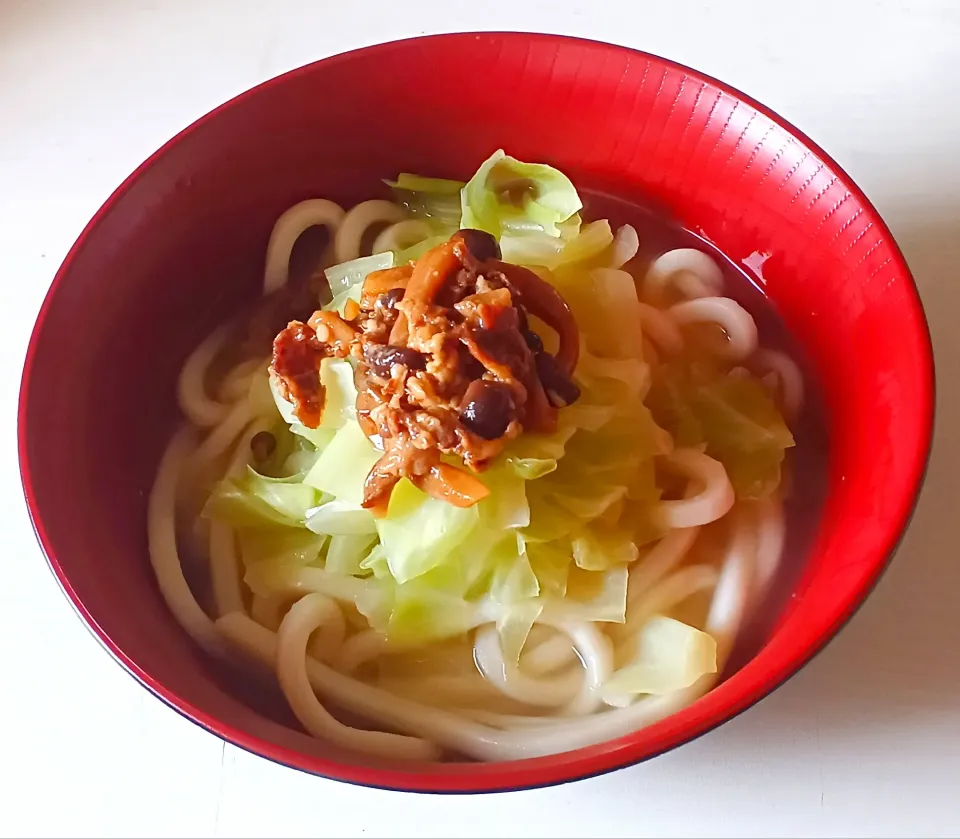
[19,33,934,793]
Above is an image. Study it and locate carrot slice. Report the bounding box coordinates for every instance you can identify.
[404,240,460,304]
[411,463,491,508]
[361,265,412,307]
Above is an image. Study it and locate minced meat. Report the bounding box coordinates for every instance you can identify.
[269,229,580,512]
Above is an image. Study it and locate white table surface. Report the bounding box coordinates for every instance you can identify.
[2,1,958,836]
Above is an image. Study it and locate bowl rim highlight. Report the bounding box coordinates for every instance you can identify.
[18,31,936,794]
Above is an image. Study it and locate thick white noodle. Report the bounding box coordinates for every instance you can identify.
[218,612,511,761]
[245,563,381,605]
[753,348,805,421]
[669,297,759,362]
[473,626,579,707]
[522,632,578,676]
[218,612,712,761]
[337,629,388,673]
[489,688,707,758]
[609,224,640,268]
[147,427,226,657]
[375,675,502,707]
[208,523,243,618]
[643,248,725,305]
[453,709,564,729]
[474,620,613,716]
[218,358,264,402]
[627,526,702,606]
[372,219,433,255]
[187,399,254,477]
[275,594,439,761]
[214,495,768,762]
[250,594,286,632]
[333,200,406,264]
[613,564,720,647]
[747,494,786,612]
[263,199,346,295]
[177,324,231,427]
[704,507,758,666]
[305,599,346,664]
[638,301,685,356]
[487,511,760,755]
[209,417,271,617]
[655,449,735,529]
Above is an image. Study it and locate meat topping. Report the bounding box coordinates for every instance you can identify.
[268,230,581,511]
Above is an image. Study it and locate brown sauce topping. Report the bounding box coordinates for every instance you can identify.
[269,229,581,511]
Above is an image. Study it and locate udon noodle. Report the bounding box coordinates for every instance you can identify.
[147,159,803,762]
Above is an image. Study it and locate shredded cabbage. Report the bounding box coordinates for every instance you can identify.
[270,358,357,449]
[386,174,464,230]
[236,527,326,568]
[305,500,378,536]
[386,174,465,195]
[647,362,794,499]
[204,467,318,528]
[394,234,448,264]
[325,533,378,576]
[376,478,480,585]
[544,564,629,623]
[325,252,394,297]
[462,150,582,239]
[601,615,717,704]
[304,421,382,507]
[203,152,787,660]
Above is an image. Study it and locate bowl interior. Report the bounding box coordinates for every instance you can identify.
[19,33,933,792]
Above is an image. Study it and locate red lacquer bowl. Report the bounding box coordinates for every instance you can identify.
[18,33,934,793]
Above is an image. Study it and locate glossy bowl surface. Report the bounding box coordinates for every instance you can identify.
[18,32,934,793]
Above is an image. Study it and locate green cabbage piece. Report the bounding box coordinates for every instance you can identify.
[501,219,614,270]
[326,285,362,317]
[203,467,318,528]
[304,421,382,507]
[572,528,639,571]
[550,267,644,360]
[497,600,544,666]
[236,527,326,568]
[461,150,582,239]
[394,234,448,264]
[386,173,465,195]
[523,539,571,598]
[647,362,794,499]
[499,232,565,267]
[601,615,717,702]
[544,564,629,623]
[325,533,378,576]
[384,578,481,644]
[320,251,394,314]
[324,252,393,297]
[375,478,480,585]
[386,174,464,229]
[557,219,614,265]
[507,456,558,481]
[305,500,377,536]
[269,358,357,450]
